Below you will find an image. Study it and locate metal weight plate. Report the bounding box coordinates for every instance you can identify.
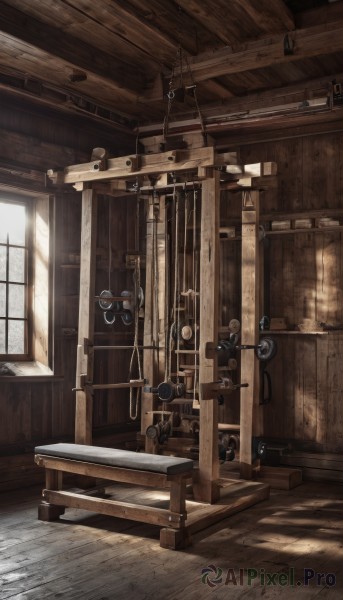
[228,358,238,370]
[226,446,235,461]
[104,310,116,325]
[256,337,277,362]
[99,289,114,311]
[257,441,267,460]
[121,309,133,326]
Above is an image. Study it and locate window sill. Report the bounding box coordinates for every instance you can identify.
[0,361,63,382]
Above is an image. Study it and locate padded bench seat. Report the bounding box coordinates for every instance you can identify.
[34,443,194,549]
[35,443,193,475]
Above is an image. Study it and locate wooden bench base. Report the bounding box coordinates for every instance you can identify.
[35,451,192,549]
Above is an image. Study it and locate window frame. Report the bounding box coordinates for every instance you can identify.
[0,195,33,361]
[0,189,53,373]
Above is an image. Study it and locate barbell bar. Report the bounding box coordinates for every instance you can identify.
[215,335,277,362]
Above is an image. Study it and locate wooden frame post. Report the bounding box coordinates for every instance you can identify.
[75,185,97,445]
[194,171,220,503]
[141,195,168,451]
[240,190,262,479]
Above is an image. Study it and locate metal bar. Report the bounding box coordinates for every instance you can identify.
[95,295,131,302]
[93,345,156,351]
[91,380,145,390]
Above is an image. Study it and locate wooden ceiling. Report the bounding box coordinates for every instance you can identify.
[1,0,343,141]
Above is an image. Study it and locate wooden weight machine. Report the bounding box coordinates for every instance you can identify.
[48,146,278,516]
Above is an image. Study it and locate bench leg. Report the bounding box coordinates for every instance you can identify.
[38,501,65,521]
[38,468,65,521]
[160,527,191,550]
[169,478,186,514]
[161,477,191,548]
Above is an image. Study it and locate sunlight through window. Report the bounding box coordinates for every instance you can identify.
[0,200,28,355]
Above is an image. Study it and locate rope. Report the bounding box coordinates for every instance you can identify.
[193,188,198,397]
[164,198,170,381]
[129,255,142,421]
[152,193,159,347]
[108,198,112,291]
[183,187,188,293]
[163,45,207,143]
[175,190,181,384]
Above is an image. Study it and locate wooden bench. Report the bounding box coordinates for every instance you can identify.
[34,443,194,549]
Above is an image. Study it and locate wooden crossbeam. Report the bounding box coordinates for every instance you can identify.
[34,455,186,488]
[48,147,221,185]
[172,20,343,82]
[42,490,184,528]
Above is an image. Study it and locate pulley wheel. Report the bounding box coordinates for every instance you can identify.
[229,318,241,334]
[181,325,193,341]
[146,425,158,440]
[256,337,277,362]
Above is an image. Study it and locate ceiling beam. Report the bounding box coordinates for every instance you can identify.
[175,0,245,45]
[176,0,294,46]
[236,0,295,33]
[0,2,145,98]
[176,71,340,121]
[137,69,341,136]
[172,19,343,82]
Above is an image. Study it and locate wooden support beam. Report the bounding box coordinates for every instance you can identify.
[75,186,97,445]
[141,199,158,450]
[48,147,219,185]
[240,191,262,480]
[141,194,168,451]
[172,20,343,82]
[194,171,220,503]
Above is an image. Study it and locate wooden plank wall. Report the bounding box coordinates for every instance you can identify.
[0,99,137,489]
[221,132,343,453]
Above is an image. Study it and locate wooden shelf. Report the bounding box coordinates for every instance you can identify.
[259,330,329,335]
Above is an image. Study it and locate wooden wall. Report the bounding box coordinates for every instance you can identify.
[220,132,343,453]
[0,98,137,489]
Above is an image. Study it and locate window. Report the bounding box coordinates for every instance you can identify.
[0,192,52,372]
[0,199,30,357]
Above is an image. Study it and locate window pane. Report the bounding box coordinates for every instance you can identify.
[9,247,25,283]
[8,284,25,318]
[0,202,26,245]
[0,283,6,317]
[8,319,24,354]
[0,246,6,280]
[0,319,5,352]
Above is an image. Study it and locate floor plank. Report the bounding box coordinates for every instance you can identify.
[0,481,342,599]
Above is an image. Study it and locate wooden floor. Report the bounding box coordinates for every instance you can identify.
[1,480,343,599]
